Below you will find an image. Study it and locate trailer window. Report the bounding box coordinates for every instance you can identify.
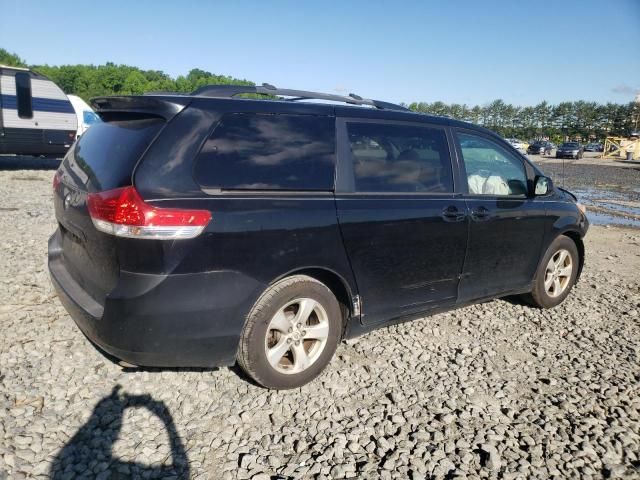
[15,73,33,119]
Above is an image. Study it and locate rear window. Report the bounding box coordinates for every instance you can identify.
[62,117,164,192]
[194,113,335,191]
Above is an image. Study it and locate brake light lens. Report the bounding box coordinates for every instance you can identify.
[53,170,62,192]
[87,186,211,240]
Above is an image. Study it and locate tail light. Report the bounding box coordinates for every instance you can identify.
[87,186,211,240]
[53,171,62,192]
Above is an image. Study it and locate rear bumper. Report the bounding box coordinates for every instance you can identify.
[48,230,263,368]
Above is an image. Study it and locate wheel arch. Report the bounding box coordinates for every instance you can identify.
[560,230,585,281]
[271,267,356,336]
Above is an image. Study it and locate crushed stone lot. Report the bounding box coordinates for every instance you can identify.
[1,161,639,480]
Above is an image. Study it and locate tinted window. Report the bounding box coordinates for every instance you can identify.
[15,72,33,119]
[458,132,527,196]
[346,123,453,193]
[62,117,164,192]
[194,113,335,190]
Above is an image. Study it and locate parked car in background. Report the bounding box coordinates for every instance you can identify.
[68,94,101,138]
[0,65,77,156]
[527,141,554,155]
[556,142,584,159]
[584,142,603,152]
[506,138,526,151]
[49,84,589,389]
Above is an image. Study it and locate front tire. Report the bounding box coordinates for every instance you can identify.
[237,275,342,389]
[522,236,579,308]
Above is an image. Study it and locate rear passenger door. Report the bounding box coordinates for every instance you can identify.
[335,119,468,325]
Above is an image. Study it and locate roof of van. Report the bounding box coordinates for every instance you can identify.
[148,84,488,132]
[93,83,504,142]
[94,91,493,137]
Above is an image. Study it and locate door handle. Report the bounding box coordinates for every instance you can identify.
[471,206,491,220]
[441,205,466,222]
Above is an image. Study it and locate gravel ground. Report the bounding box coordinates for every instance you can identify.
[531,155,640,193]
[1,160,640,479]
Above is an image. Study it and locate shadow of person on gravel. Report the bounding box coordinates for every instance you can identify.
[49,385,190,479]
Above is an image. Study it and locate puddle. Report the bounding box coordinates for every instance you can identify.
[586,211,640,228]
[572,188,640,228]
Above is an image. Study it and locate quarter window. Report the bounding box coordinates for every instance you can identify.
[194,113,335,190]
[457,132,528,196]
[15,72,33,119]
[346,123,453,193]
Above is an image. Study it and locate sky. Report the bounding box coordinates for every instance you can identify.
[1,0,639,106]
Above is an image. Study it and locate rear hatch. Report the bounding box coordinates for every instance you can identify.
[52,96,189,305]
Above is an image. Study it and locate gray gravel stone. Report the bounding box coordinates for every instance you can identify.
[1,161,639,479]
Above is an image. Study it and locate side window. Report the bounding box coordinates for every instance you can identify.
[457,132,528,196]
[194,113,335,190]
[15,72,33,119]
[346,122,453,193]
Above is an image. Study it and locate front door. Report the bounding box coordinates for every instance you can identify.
[453,129,546,302]
[335,119,468,325]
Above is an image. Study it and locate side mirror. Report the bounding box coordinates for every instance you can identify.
[534,175,553,196]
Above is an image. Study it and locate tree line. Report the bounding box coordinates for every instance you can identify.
[408,99,639,143]
[0,48,253,101]
[2,48,638,142]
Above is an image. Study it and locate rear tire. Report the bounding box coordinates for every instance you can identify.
[522,235,579,309]
[237,275,342,389]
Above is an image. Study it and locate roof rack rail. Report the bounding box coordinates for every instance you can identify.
[143,91,184,96]
[189,83,408,111]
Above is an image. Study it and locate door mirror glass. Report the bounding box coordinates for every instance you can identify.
[534,176,553,195]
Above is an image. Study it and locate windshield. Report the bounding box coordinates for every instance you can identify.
[562,143,579,148]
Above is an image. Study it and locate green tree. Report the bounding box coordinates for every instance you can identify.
[2,48,636,141]
[0,48,27,67]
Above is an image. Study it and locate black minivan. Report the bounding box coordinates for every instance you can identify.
[49,85,588,389]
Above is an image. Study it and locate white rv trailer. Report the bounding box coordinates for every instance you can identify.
[0,65,77,156]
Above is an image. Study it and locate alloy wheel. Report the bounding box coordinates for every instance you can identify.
[264,298,330,374]
[544,249,573,298]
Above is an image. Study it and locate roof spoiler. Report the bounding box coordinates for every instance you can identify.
[90,96,191,120]
[189,83,409,111]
